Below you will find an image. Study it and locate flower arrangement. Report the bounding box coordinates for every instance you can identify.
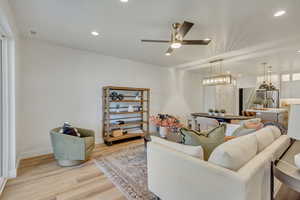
[150,114,183,129]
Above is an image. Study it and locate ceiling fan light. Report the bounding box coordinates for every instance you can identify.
[274,10,286,17]
[171,42,182,49]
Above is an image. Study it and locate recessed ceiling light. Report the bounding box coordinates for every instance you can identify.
[204,38,211,41]
[274,10,286,17]
[91,31,99,36]
[165,52,171,56]
[120,0,128,2]
[297,50,300,53]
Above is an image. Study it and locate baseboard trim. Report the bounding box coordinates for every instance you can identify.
[0,178,8,196]
[19,148,53,160]
[19,142,103,160]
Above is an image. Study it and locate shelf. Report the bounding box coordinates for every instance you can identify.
[109,121,147,128]
[103,86,150,91]
[109,111,147,115]
[104,95,142,98]
[102,86,150,145]
[110,100,148,103]
[104,132,145,142]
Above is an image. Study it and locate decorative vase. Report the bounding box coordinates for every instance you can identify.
[159,127,168,138]
[128,105,134,112]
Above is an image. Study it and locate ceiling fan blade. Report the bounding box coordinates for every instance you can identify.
[178,21,194,38]
[141,39,170,43]
[165,47,173,55]
[182,40,211,45]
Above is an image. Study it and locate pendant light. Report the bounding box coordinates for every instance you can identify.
[259,63,269,90]
[202,59,232,86]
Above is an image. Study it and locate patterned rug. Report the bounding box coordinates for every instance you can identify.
[94,144,156,200]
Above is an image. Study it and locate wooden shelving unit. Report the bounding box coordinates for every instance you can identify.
[102,86,150,145]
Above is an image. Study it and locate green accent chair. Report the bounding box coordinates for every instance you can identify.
[50,127,95,167]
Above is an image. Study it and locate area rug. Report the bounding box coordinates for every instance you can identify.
[94,144,156,200]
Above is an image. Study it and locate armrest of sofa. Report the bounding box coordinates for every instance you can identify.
[147,142,246,200]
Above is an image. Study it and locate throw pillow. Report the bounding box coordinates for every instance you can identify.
[180,124,226,161]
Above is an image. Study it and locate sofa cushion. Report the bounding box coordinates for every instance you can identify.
[151,136,204,160]
[268,126,281,139]
[255,127,275,152]
[238,135,291,177]
[263,135,290,161]
[208,134,258,171]
[231,126,256,137]
[180,124,226,160]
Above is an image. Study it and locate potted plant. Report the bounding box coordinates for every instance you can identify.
[150,114,183,138]
[208,109,214,116]
[214,109,219,116]
[220,109,226,117]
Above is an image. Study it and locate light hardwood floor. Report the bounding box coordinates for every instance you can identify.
[1,138,299,200]
[1,140,142,200]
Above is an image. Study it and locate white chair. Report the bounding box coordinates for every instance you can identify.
[196,117,219,131]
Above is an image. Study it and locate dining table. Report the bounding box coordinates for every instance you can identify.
[191,112,254,123]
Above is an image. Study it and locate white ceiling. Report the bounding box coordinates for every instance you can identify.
[10,0,300,67]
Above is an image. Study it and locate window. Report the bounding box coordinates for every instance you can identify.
[292,73,300,81]
[281,74,290,82]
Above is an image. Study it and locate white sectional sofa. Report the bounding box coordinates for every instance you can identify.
[147,126,290,200]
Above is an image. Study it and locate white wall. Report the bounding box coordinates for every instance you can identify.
[161,69,204,118]
[17,38,202,159]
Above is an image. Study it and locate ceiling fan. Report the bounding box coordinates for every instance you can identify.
[141,21,211,56]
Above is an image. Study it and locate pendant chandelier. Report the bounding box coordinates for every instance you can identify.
[258,63,277,91]
[202,59,232,86]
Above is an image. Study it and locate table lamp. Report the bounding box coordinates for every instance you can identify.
[288,104,300,168]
